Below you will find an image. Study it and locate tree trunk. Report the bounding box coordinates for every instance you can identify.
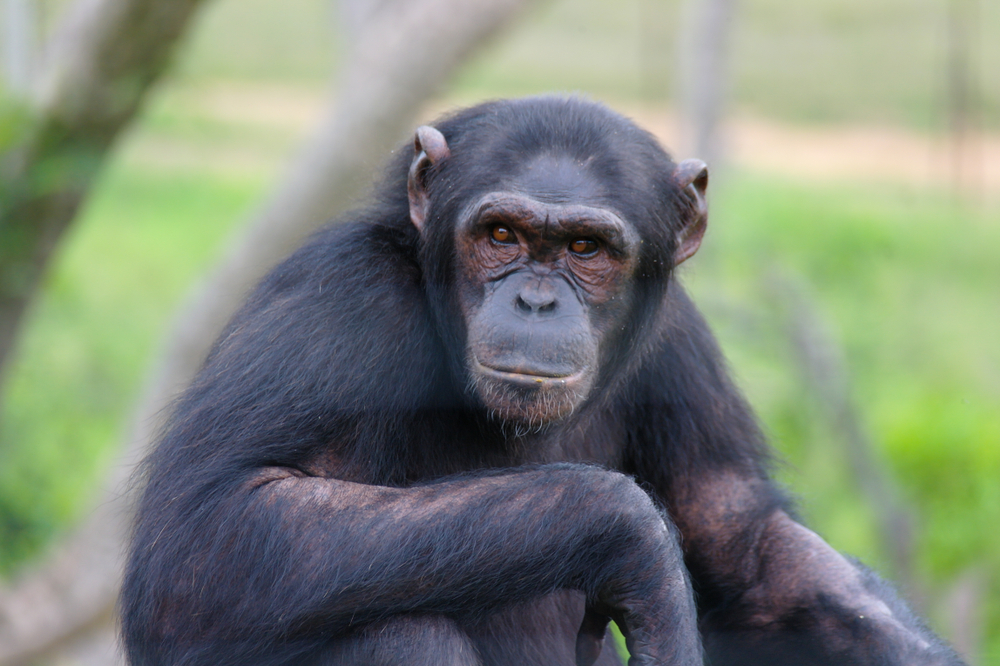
[676,0,737,165]
[767,272,918,601]
[945,0,983,198]
[2,0,37,96]
[0,0,209,397]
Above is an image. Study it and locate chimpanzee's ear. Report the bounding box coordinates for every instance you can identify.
[671,159,708,266]
[408,125,451,233]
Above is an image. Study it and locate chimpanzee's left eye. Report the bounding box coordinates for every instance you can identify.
[491,225,516,244]
[568,239,598,256]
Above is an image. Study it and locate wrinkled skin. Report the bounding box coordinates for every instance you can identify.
[457,182,641,426]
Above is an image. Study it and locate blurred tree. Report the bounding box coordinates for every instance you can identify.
[767,272,918,599]
[0,0,539,663]
[2,0,37,96]
[0,0,209,406]
[677,0,737,166]
[945,0,984,197]
[0,1,210,663]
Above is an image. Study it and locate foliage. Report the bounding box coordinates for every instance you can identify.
[0,93,33,153]
[0,159,262,571]
[690,174,1000,659]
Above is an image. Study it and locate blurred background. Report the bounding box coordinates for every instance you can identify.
[0,0,998,663]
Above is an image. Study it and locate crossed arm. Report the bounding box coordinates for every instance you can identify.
[131,464,702,666]
[666,469,964,666]
[129,455,962,666]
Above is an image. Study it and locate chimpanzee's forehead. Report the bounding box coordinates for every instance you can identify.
[503,153,607,206]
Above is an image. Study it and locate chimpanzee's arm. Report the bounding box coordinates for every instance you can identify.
[666,470,964,666]
[122,464,701,666]
[624,284,964,665]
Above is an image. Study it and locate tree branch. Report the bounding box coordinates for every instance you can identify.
[0,0,209,394]
[767,272,919,599]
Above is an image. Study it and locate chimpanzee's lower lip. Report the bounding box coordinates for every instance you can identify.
[473,360,587,387]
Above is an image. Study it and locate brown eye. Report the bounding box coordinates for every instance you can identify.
[491,225,515,244]
[569,238,598,256]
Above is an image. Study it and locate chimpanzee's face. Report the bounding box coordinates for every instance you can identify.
[453,155,641,426]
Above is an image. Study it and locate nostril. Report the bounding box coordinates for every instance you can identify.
[516,293,557,313]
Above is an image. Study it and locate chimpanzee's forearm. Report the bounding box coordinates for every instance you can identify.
[697,510,964,666]
[252,466,657,621]
[128,464,700,665]
[662,471,964,666]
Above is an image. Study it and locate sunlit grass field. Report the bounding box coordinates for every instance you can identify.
[168,0,1000,128]
[2,0,999,660]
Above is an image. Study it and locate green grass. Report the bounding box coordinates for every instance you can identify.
[472,0,1000,129]
[686,174,1000,659]
[156,0,1000,129]
[164,0,339,83]
[0,156,264,570]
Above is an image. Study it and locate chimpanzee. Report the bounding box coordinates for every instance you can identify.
[120,96,964,666]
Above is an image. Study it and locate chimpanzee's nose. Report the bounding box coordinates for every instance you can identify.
[515,281,557,314]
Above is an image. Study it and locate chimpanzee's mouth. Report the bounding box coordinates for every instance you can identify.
[473,359,587,388]
[469,357,595,425]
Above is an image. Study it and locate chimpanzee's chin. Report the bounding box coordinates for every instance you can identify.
[470,369,592,429]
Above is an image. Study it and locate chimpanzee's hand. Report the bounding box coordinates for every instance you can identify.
[575,476,702,666]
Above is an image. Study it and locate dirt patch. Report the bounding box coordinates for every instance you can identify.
[619,105,1000,197]
[144,83,1000,198]
[168,82,328,130]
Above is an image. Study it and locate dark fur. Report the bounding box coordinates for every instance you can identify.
[120,97,963,666]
